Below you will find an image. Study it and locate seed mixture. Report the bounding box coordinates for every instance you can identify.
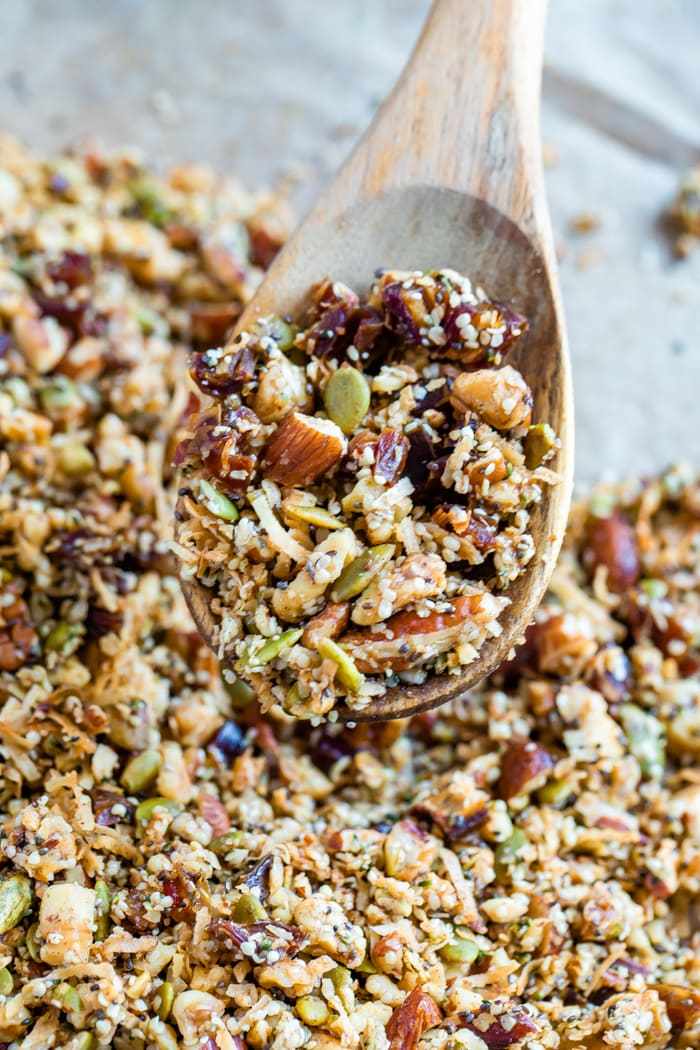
[1,137,700,1050]
[175,270,559,718]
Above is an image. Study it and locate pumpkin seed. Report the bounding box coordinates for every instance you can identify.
[209,830,245,856]
[135,797,181,827]
[44,620,79,652]
[317,637,364,693]
[120,749,162,794]
[154,980,175,1021]
[0,874,32,933]
[439,935,480,963]
[75,1034,97,1050]
[57,982,83,1013]
[524,422,557,469]
[296,994,330,1026]
[58,440,95,477]
[25,922,41,962]
[199,478,239,522]
[252,629,303,666]
[331,544,394,602]
[537,778,573,808]
[327,965,352,992]
[323,366,370,435]
[223,672,256,707]
[286,504,344,530]
[94,879,111,942]
[0,967,13,996]
[620,703,665,778]
[231,892,268,923]
[494,826,528,877]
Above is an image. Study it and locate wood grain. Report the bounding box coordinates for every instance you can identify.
[179,0,573,721]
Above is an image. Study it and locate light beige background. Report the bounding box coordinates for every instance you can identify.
[2,0,699,487]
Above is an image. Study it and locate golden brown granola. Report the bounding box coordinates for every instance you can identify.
[175,271,559,718]
[0,137,699,1050]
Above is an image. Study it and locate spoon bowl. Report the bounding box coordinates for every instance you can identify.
[178,0,573,720]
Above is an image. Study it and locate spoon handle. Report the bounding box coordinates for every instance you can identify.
[336,0,548,241]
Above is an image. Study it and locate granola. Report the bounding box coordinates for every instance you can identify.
[1,137,700,1050]
[175,271,559,718]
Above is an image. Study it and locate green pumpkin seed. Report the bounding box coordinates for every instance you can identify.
[0,967,13,996]
[223,671,256,707]
[25,922,41,962]
[328,965,352,992]
[75,1034,97,1050]
[640,578,668,600]
[252,629,303,666]
[317,637,364,693]
[209,829,245,856]
[94,879,111,942]
[524,422,557,469]
[231,892,268,923]
[439,935,480,963]
[57,982,83,1013]
[286,504,344,530]
[45,620,80,653]
[58,441,95,477]
[620,703,665,779]
[120,749,162,794]
[199,478,239,522]
[323,366,370,435]
[494,826,528,877]
[135,797,181,827]
[0,874,32,934]
[331,544,394,602]
[537,778,573,808]
[154,980,175,1021]
[257,316,297,351]
[296,995,330,1026]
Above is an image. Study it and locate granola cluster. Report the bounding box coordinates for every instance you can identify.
[1,138,699,1050]
[175,271,559,717]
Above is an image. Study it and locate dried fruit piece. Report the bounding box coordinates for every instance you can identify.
[386,987,442,1050]
[582,512,640,592]
[497,739,555,801]
[445,1007,540,1047]
[323,366,371,435]
[262,411,347,487]
[373,428,410,484]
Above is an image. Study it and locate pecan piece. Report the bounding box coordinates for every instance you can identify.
[386,988,442,1050]
[582,512,640,592]
[302,602,351,649]
[262,411,347,487]
[497,738,555,801]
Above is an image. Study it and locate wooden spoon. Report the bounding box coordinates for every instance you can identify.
[178,0,573,721]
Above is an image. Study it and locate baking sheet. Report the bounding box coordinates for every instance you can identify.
[2,0,699,487]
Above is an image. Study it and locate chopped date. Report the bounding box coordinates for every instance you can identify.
[404,425,442,494]
[410,799,488,843]
[411,377,451,416]
[242,854,274,897]
[210,918,306,961]
[442,300,527,365]
[46,250,93,290]
[91,788,135,827]
[33,290,86,330]
[373,428,409,484]
[86,604,123,639]
[386,987,442,1050]
[582,513,640,593]
[186,405,261,493]
[443,1007,539,1047]
[497,738,555,801]
[0,589,39,672]
[190,345,257,398]
[161,868,200,922]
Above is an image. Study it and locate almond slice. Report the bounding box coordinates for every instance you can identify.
[262,411,347,487]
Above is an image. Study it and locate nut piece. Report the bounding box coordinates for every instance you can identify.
[262,411,347,487]
[39,883,96,965]
[450,365,533,431]
[252,354,311,423]
[386,987,442,1050]
[497,738,555,801]
[582,512,640,593]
